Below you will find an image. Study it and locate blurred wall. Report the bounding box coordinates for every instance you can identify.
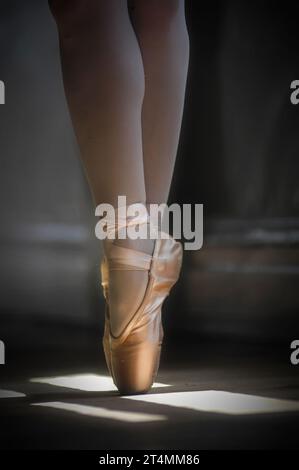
[0,0,101,324]
[171,0,299,341]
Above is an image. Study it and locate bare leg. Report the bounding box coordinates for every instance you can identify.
[130,0,189,205]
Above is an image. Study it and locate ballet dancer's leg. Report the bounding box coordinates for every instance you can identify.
[49,0,146,207]
[49,0,152,336]
[130,0,189,205]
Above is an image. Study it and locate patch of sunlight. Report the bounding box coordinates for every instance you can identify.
[32,401,166,423]
[124,390,299,415]
[0,389,25,399]
[30,373,169,392]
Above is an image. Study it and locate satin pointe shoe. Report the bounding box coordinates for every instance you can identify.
[100,222,183,395]
[100,257,113,377]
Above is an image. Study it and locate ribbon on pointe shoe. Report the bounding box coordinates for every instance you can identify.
[98,202,159,240]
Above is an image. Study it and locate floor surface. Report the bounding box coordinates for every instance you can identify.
[0,321,299,449]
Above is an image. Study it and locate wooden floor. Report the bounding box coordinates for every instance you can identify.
[0,320,299,450]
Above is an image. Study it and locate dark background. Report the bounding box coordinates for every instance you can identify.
[0,0,299,356]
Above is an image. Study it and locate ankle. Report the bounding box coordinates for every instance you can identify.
[112,223,155,256]
[101,203,155,256]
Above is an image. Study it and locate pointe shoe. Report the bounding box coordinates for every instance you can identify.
[100,234,183,395]
[100,258,113,378]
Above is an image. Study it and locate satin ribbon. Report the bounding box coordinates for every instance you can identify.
[98,203,159,239]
